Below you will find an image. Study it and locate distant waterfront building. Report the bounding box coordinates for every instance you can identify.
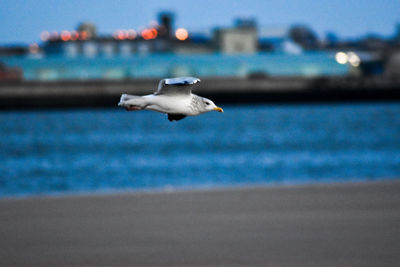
[77,22,97,39]
[39,14,273,56]
[158,12,174,40]
[64,42,79,57]
[33,14,349,58]
[214,21,258,54]
[259,27,302,54]
[288,25,319,50]
[82,41,98,57]
[41,12,181,57]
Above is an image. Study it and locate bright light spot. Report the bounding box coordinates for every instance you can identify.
[150,28,158,38]
[141,28,157,40]
[40,31,50,41]
[61,31,71,41]
[175,28,188,41]
[335,52,348,64]
[141,29,151,40]
[114,30,134,40]
[127,29,137,40]
[347,52,361,67]
[118,30,126,40]
[29,43,39,54]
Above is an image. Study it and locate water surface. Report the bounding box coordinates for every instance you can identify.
[0,103,399,197]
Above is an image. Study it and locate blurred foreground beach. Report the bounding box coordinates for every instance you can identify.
[1,1,400,266]
[1,180,399,266]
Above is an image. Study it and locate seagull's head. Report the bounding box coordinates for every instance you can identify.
[201,97,223,113]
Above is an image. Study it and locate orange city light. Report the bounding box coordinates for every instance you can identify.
[141,28,157,40]
[175,28,188,41]
[150,28,158,38]
[61,31,71,41]
[118,30,126,40]
[60,31,71,41]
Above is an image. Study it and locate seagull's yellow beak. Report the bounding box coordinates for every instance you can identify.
[214,107,224,112]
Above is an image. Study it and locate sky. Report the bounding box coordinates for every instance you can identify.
[0,0,399,45]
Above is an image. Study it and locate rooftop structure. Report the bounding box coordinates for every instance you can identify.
[214,19,258,54]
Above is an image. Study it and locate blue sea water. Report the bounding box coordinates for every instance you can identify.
[0,103,399,197]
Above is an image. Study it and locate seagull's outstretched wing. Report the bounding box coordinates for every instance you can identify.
[155,77,201,96]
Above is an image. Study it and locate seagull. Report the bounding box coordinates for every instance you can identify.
[118,77,223,121]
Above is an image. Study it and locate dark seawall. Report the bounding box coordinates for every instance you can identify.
[1,76,400,109]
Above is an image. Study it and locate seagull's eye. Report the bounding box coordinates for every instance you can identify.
[205,102,210,105]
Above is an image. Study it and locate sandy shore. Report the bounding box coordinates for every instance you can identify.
[1,181,400,266]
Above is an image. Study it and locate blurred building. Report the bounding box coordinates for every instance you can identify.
[214,18,258,54]
[41,12,179,57]
[38,14,260,56]
[8,12,400,80]
[77,22,97,39]
[37,15,312,57]
[158,12,173,39]
[259,27,302,54]
[288,25,319,50]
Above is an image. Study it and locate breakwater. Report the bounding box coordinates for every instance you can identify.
[0,76,400,109]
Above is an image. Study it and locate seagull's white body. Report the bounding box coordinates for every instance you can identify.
[118,77,223,121]
[136,94,193,115]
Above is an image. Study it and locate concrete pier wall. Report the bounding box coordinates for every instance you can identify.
[0,76,399,109]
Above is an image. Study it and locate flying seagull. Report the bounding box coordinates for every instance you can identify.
[118,77,223,121]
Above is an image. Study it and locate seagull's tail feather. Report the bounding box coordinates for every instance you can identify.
[118,94,141,107]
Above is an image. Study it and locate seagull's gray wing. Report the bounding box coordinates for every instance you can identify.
[155,77,201,96]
